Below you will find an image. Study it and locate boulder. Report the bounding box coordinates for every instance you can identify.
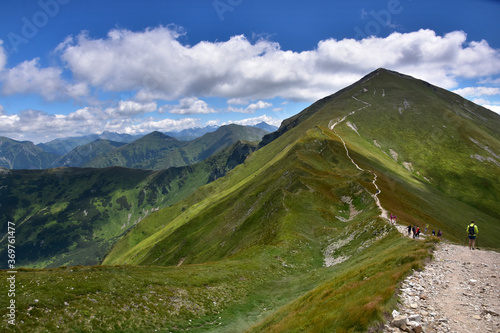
[391,315,408,328]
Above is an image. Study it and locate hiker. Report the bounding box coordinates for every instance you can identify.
[424,224,429,234]
[467,221,479,250]
[407,224,411,237]
[437,230,442,237]
[432,230,435,236]
[416,226,420,238]
[412,225,416,239]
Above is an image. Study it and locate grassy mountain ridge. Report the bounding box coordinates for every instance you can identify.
[104,127,378,267]
[327,69,500,240]
[259,69,380,148]
[100,68,499,330]
[2,125,432,332]
[2,69,499,332]
[37,134,100,155]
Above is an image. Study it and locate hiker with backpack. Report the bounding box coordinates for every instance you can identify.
[467,221,479,250]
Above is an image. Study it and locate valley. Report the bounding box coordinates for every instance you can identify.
[0,140,259,268]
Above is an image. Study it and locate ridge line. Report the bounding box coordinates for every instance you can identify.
[329,94,390,222]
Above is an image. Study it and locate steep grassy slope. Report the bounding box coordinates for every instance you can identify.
[263,68,500,246]
[0,141,257,268]
[1,126,434,332]
[325,69,500,246]
[101,69,499,331]
[108,69,500,266]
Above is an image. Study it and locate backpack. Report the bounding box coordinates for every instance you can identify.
[468,224,475,235]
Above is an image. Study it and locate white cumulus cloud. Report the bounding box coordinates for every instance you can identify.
[2,28,500,105]
[453,87,500,98]
[55,27,500,102]
[0,105,200,143]
[228,100,273,113]
[481,104,500,114]
[160,97,217,114]
[3,27,500,141]
[106,100,157,117]
[0,58,89,101]
[122,117,201,135]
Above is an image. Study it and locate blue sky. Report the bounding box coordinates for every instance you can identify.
[0,0,499,143]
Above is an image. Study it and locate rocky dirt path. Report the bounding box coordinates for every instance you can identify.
[384,241,500,333]
[329,95,389,221]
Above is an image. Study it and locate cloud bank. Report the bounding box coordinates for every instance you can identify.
[0,103,199,143]
[1,27,500,141]
[53,27,500,102]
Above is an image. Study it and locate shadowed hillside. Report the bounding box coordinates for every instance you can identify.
[0,137,59,169]
[0,141,258,269]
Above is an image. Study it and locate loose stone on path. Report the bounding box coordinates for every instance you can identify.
[383,242,500,333]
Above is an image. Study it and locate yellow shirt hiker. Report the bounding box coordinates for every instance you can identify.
[467,221,479,250]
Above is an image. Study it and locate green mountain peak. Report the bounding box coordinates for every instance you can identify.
[2,68,499,332]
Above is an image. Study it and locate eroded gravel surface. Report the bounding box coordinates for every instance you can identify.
[384,242,500,333]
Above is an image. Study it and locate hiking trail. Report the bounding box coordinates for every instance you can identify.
[383,242,500,333]
[328,92,500,333]
[329,95,388,221]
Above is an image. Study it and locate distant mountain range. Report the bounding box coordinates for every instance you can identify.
[37,131,141,155]
[165,125,219,141]
[165,122,278,141]
[85,125,268,170]
[0,123,277,170]
[252,121,279,133]
[0,137,59,169]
